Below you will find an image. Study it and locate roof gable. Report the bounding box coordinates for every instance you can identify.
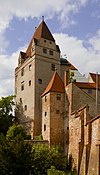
[26,20,55,57]
[41,72,65,97]
[34,20,55,42]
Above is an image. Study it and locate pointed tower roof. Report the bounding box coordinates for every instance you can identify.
[26,19,55,57]
[34,19,55,42]
[41,72,65,97]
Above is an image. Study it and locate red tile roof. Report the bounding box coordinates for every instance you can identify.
[41,72,65,97]
[26,20,55,57]
[89,73,100,85]
[34,20,55,42]
[74,82,100,90]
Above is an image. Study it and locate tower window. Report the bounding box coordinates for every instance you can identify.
[45,112,47,116]
[43,48,47,54]
[29,64,32,71]
[44,124,46,131]
[44,40,46,42]
[88,89,92,94]
[21,68,24,76]
[29,80,31,86]
[15,75,18,81]
[50,41,52,44]
[21,84,24,91]
[20,98,22,102]
[50,50,53,56]
[38,79,42,84]
[45,96,47,102]
[51,64,55,71]
[24,105,27,111]
[15,87,17,94]
[56,110,60,114]
[57,94,61,100]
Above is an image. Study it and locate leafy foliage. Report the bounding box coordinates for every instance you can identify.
[0,135,32,175]
[47,166,66,175]
[31,144,65,175]
[0,95,15,135]
[0,136,77,175]
[6,124,31,140]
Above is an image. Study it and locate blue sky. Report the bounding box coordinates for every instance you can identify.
[0,0,100,97]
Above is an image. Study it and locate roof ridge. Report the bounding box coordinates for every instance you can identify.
[41,72,64,97]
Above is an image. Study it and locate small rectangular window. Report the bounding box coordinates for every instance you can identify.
[24,105,27,111]
[45,96,47,102]
[45,112,47,116]
[21,68,24,76]
[38,79,42,84]
[20,98,22,102]
[15,75,18,81]
[15,87,17,94]
[57,94,61,100]
[44,124,46,131]
[21,84,24,91]
[88,89,92,94]
[43,48,47,54]
[29,80,31,86]
[56,110,60,114]
[50,50,53,56]
[29,64,32,71]
[51,64,55,71]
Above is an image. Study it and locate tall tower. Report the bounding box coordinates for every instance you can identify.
[15,19,61,137]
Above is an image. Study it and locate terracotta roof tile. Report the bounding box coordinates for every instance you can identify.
[74,82,100,90]
[89,73,100,85]
[41,72,65,97]
[34,20,55,42]
[26,20,55,57]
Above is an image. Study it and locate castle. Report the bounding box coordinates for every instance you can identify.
[15,19,100,175]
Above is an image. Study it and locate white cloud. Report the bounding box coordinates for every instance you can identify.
[0,0,89,32]
[0,46,26,97]
[54,30,100,76]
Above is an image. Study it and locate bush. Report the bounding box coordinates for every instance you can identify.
[6,124,31,140]
[47,166,66,175]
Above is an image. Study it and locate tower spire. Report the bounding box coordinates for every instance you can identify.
[42,16,44,21]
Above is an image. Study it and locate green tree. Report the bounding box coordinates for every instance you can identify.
[31,144,65,175]
[47,166,66,175]
[6,124,31,140]
[0,135,32,175]
[0,95,15,135]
